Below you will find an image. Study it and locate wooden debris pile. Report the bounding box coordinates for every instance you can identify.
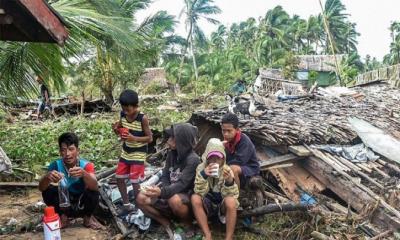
[4,98,112,118]
[190,82,400,236]
[192,83,400,147]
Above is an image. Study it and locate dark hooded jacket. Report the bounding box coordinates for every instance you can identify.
[160,123,200,199]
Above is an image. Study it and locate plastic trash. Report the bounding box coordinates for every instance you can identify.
[58,177,70,208]
[125,209,151,231]
[300,193,317,205]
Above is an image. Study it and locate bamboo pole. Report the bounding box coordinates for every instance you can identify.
[318,0,342,85]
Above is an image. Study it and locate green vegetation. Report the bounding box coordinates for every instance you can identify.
[0,117,119,177]
[2,0,396,103]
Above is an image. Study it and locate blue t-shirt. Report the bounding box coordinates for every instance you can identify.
[48,159,94,195]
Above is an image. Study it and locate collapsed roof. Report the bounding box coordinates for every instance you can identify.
[192,83,400,149]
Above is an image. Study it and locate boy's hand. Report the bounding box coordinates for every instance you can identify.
[47,170,62,183]
[112,122,121,134]
[121,132,137,142]
[69,167,85,178]
[223,167,234,184]
[143,186,161,198]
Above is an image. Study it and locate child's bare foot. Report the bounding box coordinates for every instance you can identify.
[83,215,105,230]
[60,214,69,229]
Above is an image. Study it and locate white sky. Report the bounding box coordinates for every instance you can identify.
[136,0,400,61]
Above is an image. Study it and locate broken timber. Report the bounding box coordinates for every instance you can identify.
[257,151,303,170]
[303,146,400,229]
[239,202,311,218]
[0,182,38,187]
[99,186,130,235]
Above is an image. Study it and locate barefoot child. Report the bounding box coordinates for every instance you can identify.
[112,89,153,212]
[191,138,239,240]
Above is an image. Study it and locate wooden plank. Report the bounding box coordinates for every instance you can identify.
[356,163,373,173]
[239,203,310,218]
[257,151,303,169]
[306,147,400,219]
[331,156,384,189]
[303,156,400,230]
[371,165,391,179]
[0,182,38,187]
[288,145,311,157]
[303,156,372,210]
[377,159,400,176]
[336,156,362,172]
[324,153,351,172]
[318,151,348,172]
[269,162,325,202]
[267,163,293,169]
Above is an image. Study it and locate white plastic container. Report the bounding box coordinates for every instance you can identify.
[43,206,61,240]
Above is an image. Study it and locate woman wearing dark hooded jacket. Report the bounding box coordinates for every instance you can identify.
[136,123,200,240]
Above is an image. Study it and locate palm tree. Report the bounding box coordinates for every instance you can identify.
[211,25,227,50]
[257,6,290,66]
[0,0,174,103]
[386,21,400,65]
[179,0,221,95]
[305,15,324,54]
[323,0,359,54]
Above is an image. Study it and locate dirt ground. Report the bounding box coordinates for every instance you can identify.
[0,188,315,240]
[0,189,109,240]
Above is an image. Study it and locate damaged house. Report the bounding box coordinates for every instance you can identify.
[190,81,400,236]
[256,55,345,95]
[93,80,399,239]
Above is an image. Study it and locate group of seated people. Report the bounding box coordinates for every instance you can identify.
[38,89,260,240]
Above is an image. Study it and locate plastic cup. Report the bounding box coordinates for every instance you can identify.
[119,127,129,137]
[210,163,219,178]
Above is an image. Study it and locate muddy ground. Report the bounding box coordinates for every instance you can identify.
[0,189,109,240]
[0,188,316,240]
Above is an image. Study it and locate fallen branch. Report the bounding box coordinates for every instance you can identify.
[263,191,290,203]
[12,167,34,175]
[239,202,311,218]
[96,166,117,180]
[370,230,393,240]
[240,225,268,237]
[310,231,332,240]
[98,185,129,236]
[0,182,38,187]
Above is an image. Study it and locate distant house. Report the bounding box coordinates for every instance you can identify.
[0,0,68,45]
[257,68,303,94]
[139,67,168,88]
[255,55,345,94]
[295,55,345,87]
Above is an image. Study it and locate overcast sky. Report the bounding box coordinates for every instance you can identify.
[136,0,400,61]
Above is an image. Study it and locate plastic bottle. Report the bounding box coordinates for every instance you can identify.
[43,206,61,240]
[140,169,162,187]
[58,176,70,208]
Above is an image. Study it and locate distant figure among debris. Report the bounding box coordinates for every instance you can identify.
[192,138,239,240]
[253,69,262,93]
[112,89,153,213]
[231,79,246,95]
[38,132,104,229]
[36,75,56,119]
[136,123,200,240]
[221,113,260,188]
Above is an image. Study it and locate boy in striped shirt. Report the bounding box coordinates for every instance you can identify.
[112,90,153,212]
